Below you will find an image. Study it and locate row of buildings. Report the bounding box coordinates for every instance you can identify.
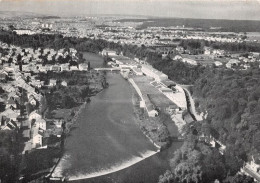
[0,42,85,155]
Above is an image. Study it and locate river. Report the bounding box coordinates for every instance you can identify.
[52,53,183,183]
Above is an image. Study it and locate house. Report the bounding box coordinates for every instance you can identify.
[248,154,260,174]
[140,100,146,108]
[53,119,63,128]
[28,95,37,106]
[78,64,88,71]
[30,80,42,88]
[8,91,20,101]
[28,110,42,122]
[32,128,44,148]
[5,98,17,110]
[101,49,117,56]
[243,63,251,70]
[204,49,212,55]
[61,81,67,87]
[4,85,16,93]
[226,59,240,69]
[33,118,46,130]
[49,79,57,87]
[214,61,223,67]
[182,58,198,66]
[70,65,78,71]
[172,55,182,61]
[60,64,70,71]
[242,154,260,182]
[50,65,61,72]
[175,46,185,54]
[213,49,225,56]
[146,103,158,117]
[0,109,19,125]
[1,120,18,130]
[0,71,8,81]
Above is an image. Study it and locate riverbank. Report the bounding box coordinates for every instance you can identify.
[131,87,171,150]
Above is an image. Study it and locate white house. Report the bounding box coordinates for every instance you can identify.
[248,155,260,174]
[70,66,78,71]
[242,154,260,182]
[182,58,198,66]
[101,49,117,56]
[61,81,68,87]
[28,111,42,122]
[78,64,88,71]
[60,64,70,71]
[32,128,44,148]
[173,55,182,61]
[49,79,57,87]
[214,61,223,67]
[34,118,46,130]
[53,119,63,128]
[176,46,184,54]
[226,59,240,69]
[28,95,37,106]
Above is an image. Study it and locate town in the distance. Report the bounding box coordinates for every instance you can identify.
[0,11,260,183]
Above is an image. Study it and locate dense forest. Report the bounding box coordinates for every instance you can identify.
[0,130,19,182]
[179,39,260,53]
[158,66,260,183]
[193,66,260,156]
[158,135,253,183]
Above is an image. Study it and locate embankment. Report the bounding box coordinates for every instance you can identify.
[129,78,171,150]
[68,150,159,181]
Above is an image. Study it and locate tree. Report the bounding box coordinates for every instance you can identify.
[158,170,174,183]
[229,174,254,183]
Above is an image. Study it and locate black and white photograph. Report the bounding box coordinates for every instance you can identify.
[0,0,260,182]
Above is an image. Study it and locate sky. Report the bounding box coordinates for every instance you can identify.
[0,0,260,20]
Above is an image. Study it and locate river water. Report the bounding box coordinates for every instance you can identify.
[52,53,183,183]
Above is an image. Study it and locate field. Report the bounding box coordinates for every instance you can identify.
[181,54,229,66]
[82,52,104,68]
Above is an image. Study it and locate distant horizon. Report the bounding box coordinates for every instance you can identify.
[0,0,260,20]
[2,10,260,22]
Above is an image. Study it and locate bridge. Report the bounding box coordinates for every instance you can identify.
[94,67,121,71]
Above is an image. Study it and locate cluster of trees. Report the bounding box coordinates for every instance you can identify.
[159,66,260,183]
[22,148,61,181]
[158,133,254,183]
[37,71,106,110]
[0,130,19,182]
[193,66,260,157]
[180,39,260,53]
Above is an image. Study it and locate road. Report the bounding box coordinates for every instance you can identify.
[182,87,203,121]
